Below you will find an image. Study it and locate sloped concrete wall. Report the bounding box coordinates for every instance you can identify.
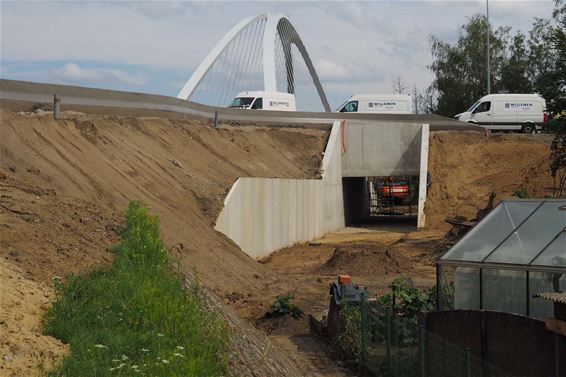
[215,121,344,259]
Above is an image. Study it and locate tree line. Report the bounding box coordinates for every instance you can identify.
[403,1,565,116]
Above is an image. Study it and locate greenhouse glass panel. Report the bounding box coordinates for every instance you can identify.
[504,201,542,228]
[530,232,566,267]
[453,267,480,310]
[441,201,539,262]
[485,202,566,264]
[482,269,526,316]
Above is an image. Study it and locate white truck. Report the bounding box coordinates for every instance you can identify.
[229,91,296,111]
[337,94,413,114]
[454,94,547,133]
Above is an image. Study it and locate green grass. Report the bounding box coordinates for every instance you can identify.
[43,201,228,376]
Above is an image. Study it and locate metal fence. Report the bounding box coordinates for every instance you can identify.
[345,295,514,377]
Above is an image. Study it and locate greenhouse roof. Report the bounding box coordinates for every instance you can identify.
[439,199,566,272]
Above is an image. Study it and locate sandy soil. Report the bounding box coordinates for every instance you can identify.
[0,108,327,376]
[0,107,556,376]
[0,261,68,376]
[254,225,443,330]
[425,131,555,230]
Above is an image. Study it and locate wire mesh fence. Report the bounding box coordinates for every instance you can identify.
[341,295,514,377]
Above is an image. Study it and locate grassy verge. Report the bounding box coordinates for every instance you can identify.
[43,201,228,376]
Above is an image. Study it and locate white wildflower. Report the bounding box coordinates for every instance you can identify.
[108,363,126,371]
[131,365,139,369]
[140,348,150,352]
[162,359,170,364]
[121,354,129,360]
[173,353,184,358]
[176,346,184,350]
[94,344,108,349]
[157,333,164,337]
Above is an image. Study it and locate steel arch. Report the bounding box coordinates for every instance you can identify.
[177,13,331,112]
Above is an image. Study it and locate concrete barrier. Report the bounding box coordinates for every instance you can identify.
[215,121,344,259]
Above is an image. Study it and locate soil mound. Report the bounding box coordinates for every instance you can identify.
[319,242,409,276]
[426,131,554,230]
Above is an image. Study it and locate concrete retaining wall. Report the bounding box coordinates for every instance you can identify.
[215,121,344,259]
[341,121,424,177]
[215,120,430,258]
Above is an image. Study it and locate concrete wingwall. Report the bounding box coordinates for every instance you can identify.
[215,121,344,259]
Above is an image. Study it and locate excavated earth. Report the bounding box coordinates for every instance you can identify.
[0,108,327,376]
[0,108,556,376]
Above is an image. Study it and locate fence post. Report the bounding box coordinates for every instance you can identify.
[213,110,219,128]
[466,348,471,377]
[53,94,60,120]
[360,291,368,366]
[386,307,392,369]
[420,326,426,377]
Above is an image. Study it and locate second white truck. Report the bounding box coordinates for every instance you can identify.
[337,94,413,114]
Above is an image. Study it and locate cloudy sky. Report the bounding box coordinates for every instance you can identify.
[0,0,556,110]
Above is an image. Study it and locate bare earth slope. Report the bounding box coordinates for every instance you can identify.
[0,109,326,376]
[426,131,554,229]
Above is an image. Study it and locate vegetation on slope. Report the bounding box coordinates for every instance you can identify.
[43,201,228,376]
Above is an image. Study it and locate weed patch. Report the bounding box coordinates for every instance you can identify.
[43,201,228,376]
[268,294,304,319]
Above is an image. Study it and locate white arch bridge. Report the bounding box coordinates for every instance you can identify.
[177,13,331,112]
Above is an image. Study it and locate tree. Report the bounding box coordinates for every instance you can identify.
[550,3,566,113]
[500,32,533,93]
[528,18,563,113]
[392,74,407,94]
[428,15,510,117]
[417,86,438,114]
[550,112,566,197]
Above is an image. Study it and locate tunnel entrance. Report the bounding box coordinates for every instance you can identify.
[342,176,419,226]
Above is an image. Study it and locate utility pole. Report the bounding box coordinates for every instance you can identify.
[486,0,491,94]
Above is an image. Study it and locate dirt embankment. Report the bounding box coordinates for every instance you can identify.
[426,131,554,229]
[0,109,327,376]
[1,109,556,376]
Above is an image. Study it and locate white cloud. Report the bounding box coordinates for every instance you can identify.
[314,59,350,80]
[50,63,148,86]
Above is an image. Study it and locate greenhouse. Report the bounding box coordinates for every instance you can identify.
[437,199,566,320]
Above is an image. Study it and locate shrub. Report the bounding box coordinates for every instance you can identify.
[268,294,304,318]
[336,303,363,366]
[512,188,530,199]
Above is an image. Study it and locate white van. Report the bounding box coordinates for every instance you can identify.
[229,91,296,111]
[455,94,547,133]
[337,94,413,114]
